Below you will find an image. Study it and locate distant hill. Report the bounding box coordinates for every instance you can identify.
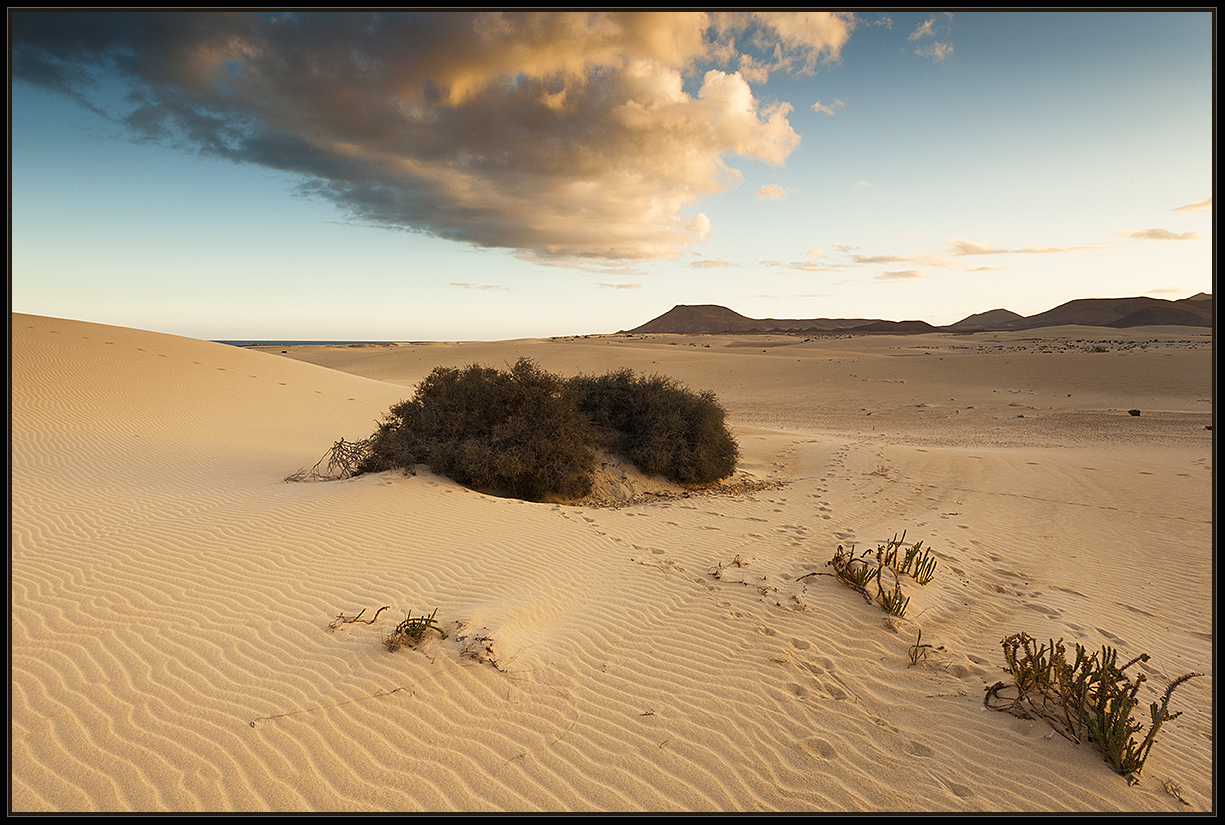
[987,295,1213,330]
[946,308,1025,330]
[621,304,878,334]
[623,295,1212,335]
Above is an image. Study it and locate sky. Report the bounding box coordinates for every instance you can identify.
[10,11,1215,341]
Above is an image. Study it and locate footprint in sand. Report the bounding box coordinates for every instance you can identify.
[800,737,838,760]
[941,780,975,798]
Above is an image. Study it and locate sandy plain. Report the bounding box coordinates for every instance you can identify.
[10,312,1214,812]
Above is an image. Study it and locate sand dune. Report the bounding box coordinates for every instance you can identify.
[11,314,1213,812]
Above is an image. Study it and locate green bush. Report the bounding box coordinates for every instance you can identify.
[359,358,595,501]
[568,368,739,485]
[356,358,739,501]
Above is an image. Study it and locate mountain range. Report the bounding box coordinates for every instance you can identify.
[622,294,1213,335]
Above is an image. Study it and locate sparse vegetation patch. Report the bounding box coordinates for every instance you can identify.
[984,632,1201,782]
[817,531,937,619]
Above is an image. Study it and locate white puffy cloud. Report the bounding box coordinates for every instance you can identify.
[12,10,855,262]
[755,184,788,200]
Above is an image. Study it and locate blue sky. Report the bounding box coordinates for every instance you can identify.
[10,11,1213,341]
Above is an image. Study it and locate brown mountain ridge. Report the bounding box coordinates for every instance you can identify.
[622,294,1212,335]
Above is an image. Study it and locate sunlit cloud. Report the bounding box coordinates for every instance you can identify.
[909,19,937,41]
[714,11,858,79]
[915,43,953,61]
[811,98,844,115]
[909,13,952,61]
[948,238,1105,256]
[451,282,511,291]
[1011,244,1108,254]
[1120,228,1203,241]
[755,184,788,200]
[688,258,737,268]
[11,11,863,263]
[851,254,910,264]
[876,270,926,281]
[950,240,1009,255]
[596,282,641,289]
[1172,198,1211,212]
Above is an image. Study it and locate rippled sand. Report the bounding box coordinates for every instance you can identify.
[11,313,1213,811]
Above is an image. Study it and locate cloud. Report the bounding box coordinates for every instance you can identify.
[715,11,858,79]
[909,18,937,41]
[811,98,844,116]
[850,253,910,264]
[1173,198,1211,212]
[11,11,859,262]
[875,270,926,281]
[915,43,953,61]
[688,257,736,268]
[947,238,1104,256]
[596,281,641,289]
[1120,228,1203,241]
[451,282,511,291]
[909,14,952,60]
[755,184,787,200]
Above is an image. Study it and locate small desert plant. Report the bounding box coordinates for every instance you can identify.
[984,632,1202,780]
[900,538,938,584]
[908,628,933,666]
[384,608,448,651]
[825,532,935,618]
[879,583,910,619]
[827,543,879,598]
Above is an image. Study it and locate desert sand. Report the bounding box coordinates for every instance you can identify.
[11,312,1214,812]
